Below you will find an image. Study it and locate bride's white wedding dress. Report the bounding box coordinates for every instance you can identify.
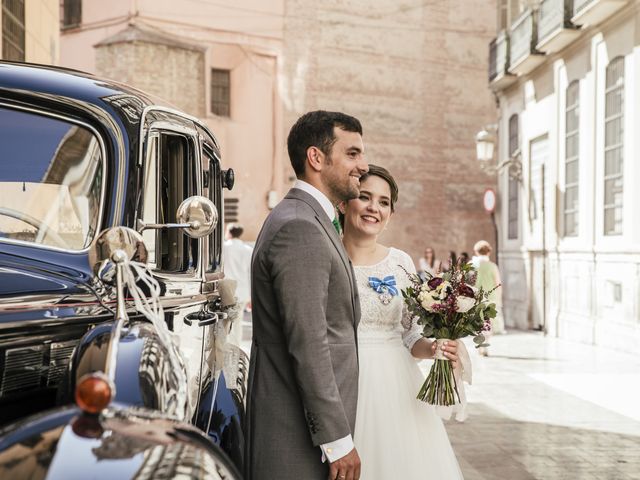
[353,247,464,480]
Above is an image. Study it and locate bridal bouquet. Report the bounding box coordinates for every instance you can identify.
[402,259,497,406]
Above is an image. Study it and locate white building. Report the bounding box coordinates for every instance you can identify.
[487,0,640,353]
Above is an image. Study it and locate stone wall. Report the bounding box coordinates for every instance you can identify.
[96,38,205,118]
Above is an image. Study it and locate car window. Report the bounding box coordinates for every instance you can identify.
[0,106,104,250]
[142,131,199,273]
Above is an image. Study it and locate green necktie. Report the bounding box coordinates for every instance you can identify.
[332,216,342,235]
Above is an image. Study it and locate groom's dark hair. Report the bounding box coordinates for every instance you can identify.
[287,110,363,177]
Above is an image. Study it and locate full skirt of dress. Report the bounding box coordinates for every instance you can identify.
[354,334,464,480]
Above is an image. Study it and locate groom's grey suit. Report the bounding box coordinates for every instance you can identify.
[245,187,361,480]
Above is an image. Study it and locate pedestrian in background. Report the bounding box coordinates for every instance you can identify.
[417,246,442,279]
[473,240,505,356]
[223,223,253,346]
[443,250,457,272]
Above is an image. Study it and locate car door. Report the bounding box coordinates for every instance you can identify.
[139,110,210,421]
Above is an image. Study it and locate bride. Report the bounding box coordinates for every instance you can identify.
[339,164,465,480]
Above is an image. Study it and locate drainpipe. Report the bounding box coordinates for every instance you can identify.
[590,37,602,345]
[541,163,547,335]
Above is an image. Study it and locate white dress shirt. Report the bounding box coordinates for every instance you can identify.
[222,238,253,304]
[292,179,354,463]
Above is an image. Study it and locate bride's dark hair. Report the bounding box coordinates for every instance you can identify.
[338,164,398,230]
[361,164,398,212]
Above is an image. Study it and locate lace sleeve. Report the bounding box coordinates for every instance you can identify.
[401,309,423,351]
[398,251,424,351]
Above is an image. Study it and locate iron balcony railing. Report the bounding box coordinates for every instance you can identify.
[538,0,575,41]
[489,31,510,82]
[510,9,538,68]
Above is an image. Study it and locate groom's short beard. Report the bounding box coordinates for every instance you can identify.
[324,156,360,203]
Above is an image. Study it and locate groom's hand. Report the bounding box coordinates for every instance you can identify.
[329,448,361,480]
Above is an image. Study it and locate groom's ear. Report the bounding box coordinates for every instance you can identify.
[306,146,324,173]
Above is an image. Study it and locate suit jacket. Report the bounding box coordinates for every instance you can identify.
[244,188,361,480]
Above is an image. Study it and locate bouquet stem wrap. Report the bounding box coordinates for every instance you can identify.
[418,339,457,405]
[418,339,473,422]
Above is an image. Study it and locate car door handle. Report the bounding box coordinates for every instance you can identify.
[184,311,218,327]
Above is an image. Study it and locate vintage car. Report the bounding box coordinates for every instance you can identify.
[0,61,245,478]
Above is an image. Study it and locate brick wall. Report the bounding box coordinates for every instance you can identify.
[282,0,499,266]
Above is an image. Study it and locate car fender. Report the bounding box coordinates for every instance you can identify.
[0,405,241,479]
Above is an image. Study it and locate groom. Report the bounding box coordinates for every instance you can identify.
[245,111,368,480]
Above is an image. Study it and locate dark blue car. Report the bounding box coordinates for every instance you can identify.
[0,61,244,479]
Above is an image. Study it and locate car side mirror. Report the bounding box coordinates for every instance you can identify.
[137,196,218,238]
[176,195,218,238]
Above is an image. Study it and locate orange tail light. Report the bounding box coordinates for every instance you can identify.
[75,373,114,414]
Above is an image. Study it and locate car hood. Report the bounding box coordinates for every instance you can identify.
[0,245,93,298]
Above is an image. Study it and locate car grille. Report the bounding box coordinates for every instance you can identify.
[0,339,79,398]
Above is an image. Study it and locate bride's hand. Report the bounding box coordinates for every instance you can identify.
[431,340,459,369]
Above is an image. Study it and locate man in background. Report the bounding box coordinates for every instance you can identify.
[223,223,253,346]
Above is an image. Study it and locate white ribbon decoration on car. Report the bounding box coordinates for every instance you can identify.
[124,261,189,418]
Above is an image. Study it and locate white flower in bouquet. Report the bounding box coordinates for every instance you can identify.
[455,296,475,313]
[418,291,439,311]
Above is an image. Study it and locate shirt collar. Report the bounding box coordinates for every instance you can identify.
[293,179,336,221]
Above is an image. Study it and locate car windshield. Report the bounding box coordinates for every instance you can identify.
[0,107,103,250]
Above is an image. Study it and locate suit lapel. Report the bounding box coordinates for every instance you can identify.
[285,189,358,323]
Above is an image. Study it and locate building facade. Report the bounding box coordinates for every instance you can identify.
[58,0,497,263]
[488,0,640,352]
[1,0,58,64]
[59,0,285,240]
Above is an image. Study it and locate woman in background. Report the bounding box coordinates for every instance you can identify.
[473,240,505,355]
[417,246,442,279]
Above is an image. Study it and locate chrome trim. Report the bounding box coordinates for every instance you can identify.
[160,293,208,310]
[137,107,207,282]
[104,252,129,383]
[139,105,221,152]
[0,101,109,254]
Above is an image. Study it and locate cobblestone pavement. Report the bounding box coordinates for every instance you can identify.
[240,320,640,480]
[443,332,640,480]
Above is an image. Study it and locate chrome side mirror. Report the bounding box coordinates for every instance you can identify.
[137,196,218,238]
[89,227,148,284]
[176,196,218,238]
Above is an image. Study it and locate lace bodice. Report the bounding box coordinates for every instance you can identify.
[354,248,423,350]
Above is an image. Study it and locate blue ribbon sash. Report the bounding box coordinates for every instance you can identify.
[368,275,399,296]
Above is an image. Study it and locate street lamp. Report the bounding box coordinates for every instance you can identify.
[475,125,522,181]
[475,127,495,164]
